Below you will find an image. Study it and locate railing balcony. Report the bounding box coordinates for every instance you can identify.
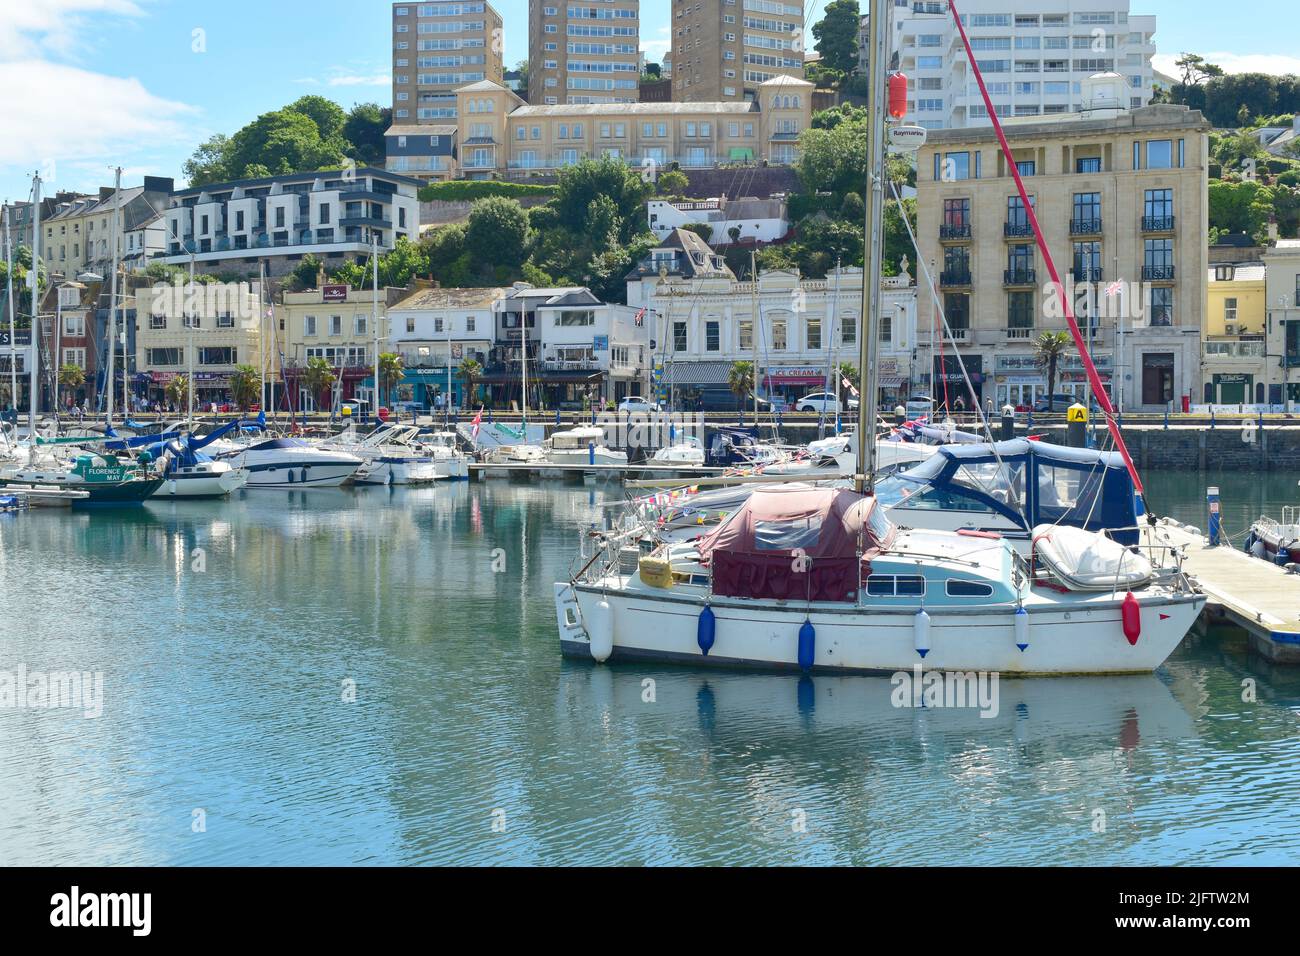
[1142,265,1176,281]
[939,269,972,286]
[1004,222,1034,237]
[940,223,971,240]
[1004,268,1036,285]
[1141,215,1176,232]
[947,327,970,342]
[1069,218,1102,235]
[1074,268,1104,282]
[1005,326,1034,340]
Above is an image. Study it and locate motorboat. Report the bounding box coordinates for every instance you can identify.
[762,430,936,479]
[647,436,705,469]
[555,484,1203,675]
[325,423,438,486]
[544,427,627,468]
[1245,508,1300,564]
[216,437,362,488]
[419,431,470,480]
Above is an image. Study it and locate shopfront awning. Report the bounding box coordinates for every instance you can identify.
[663,360,731,386]
[877,376,905,388]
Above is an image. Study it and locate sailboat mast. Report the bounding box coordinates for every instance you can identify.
[4,203,16,415]
[29,173,40,446]
[750,251,759,423]
[371,231,380,417]
[107,166,121,423]
[854,0,890,495]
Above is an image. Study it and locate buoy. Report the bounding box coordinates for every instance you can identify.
[1121,592,1141,646]
[1014,606,1029,652]
[588,599,614,662]
[697,605,716,656]
[913,608,931,659]
[798,619,816,672]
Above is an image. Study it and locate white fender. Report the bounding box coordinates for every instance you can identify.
[913,608,931,659]
[1014,606,1029,652]
[588,599,615,663]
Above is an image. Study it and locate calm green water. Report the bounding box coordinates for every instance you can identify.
[1,473,1299,866]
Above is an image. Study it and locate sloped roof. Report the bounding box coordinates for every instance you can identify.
[390,286,508,311]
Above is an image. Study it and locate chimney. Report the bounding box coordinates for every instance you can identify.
[1269,215,1280,243]
[316,265,327,289]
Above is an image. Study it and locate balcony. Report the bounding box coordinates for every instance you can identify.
[1073,268,1104,282]
[1141,215,1175,232]
[1142,265,1175,281]
[1069,218,1102,235]
[940,223,972,240]
[1004,268,1036,286]
[1004,222,1034,238]
[939,269,972,287]
[1006,326,1034,340]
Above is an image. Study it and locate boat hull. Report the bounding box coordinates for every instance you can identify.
[242,461,360,488]
[556,583,1204,676]
[354,457,440,485]
[152,468,248,498]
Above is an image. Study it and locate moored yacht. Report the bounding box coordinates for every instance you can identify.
[544,426,627,468]
[217,437,362,488]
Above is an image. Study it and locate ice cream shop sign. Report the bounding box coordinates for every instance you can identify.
[763,365,827,387]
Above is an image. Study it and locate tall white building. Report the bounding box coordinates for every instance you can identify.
[894,0,1157,130]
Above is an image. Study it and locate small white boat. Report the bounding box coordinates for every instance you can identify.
[544,427,627,468]
[217,437,362,488]
[153,460,248,498]
[327,423,439,486]
[0,485,89,507]
[419,432,470,481]
[648,436,706,469]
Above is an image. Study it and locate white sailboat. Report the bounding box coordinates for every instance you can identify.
[552,0,1204,676]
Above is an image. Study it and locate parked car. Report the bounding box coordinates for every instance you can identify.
[617,396,661,413]
[794,392,858,414]
[1032,394,1098,413]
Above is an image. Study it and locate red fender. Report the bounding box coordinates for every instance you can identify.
[1122,592,1141,646]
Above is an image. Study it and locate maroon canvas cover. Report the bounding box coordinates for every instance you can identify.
[697,486,884,602]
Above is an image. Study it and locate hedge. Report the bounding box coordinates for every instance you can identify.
[417,181,558,203]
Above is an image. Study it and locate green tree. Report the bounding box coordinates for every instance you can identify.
[727,361,755,411]
[378,352,404,406]
[287,95,348,143]
[797,115,866,197]
[813,0,861,76]
[58,364,85,405]
[656,168,690,197]
[458,357,482,407]
[222,108,346,181]
[681,222,713,243]
[166,375,193,411]
[289,254,325,291]
[553,156,652,245]
[343,103,391,166]
[466,196,530,270]
[183,134,232,187]
[228,364,260,412]
[1032,332,1073,411]
[1174,53,1224,87]
[301,357,337,412]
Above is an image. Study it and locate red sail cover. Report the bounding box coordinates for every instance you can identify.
[697,486,888,602]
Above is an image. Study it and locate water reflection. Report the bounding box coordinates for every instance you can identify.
[0,481,1298,865]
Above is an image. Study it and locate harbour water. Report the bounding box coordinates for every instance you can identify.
[1,472,1299,866]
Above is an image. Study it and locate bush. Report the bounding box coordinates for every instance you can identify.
[417,180,557,203]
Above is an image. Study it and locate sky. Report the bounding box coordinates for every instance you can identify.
[0,0,1296,209]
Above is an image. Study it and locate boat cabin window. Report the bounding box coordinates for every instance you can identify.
[945,579,994,597]
[866,574,926,597]
[1037,464,1103,523]
[891,482,997,513]
[754,516,822,551]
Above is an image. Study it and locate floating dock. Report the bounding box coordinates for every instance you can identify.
[1145,520,1300,663]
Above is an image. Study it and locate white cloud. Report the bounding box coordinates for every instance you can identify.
[1153,52,1300,79]
[642,26,671,61]
[327,73,392,88]
[0,60,193,171]
[0,0,146,59]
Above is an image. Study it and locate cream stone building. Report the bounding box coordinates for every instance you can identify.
[391,2,505,125]
[916,87,1210,412]
[672,0,805,103]
[528,0,641,105]
[135,281,265,408]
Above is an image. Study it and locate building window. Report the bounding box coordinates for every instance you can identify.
[770,317,787,350]
[1224,297,1238,324]
[738,319,753,351]
[706,321,720,351]
[673,321,688,352]
[304,315,317,337]
[329,315,342,336]
[1146,139,1173,169]
[806,317,821,351]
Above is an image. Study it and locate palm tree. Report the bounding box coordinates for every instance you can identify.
[728,360,755,411]
[58,364,85,408]
[1032,331,1073,411]
[228,364,260,413]
[165,374,192,411]
[378,352,404,407]
[301,357,336,414]
[458,357,482,408]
